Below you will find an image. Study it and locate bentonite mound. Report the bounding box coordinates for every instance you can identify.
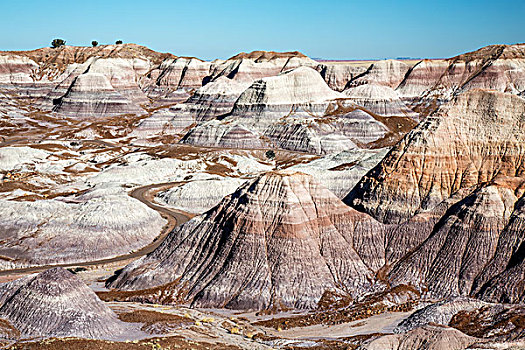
[394,297,489,333]
[388,184,522,298]
[108,171,386,310]
[207,50,320,84]
[397,43,525,111]
[346,59,411,89]
[132,76,251,139]
[347,89,525,225]
[472,191,525,303]
[343,89,525,299]
[0,188,166,270]
[344,84,417,117]
[0,267,136,339]
[361,325,479,350]
[53,72,145,117]
[180,66,398,153]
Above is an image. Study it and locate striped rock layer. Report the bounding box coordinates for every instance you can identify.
[108,171,385,310]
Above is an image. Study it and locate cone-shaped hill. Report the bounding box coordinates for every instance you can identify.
[0,267,135,339]
[108,171,386,310]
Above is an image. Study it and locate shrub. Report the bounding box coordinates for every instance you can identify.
[91,40,98,47]
[265,150,276,160]
[115,40,123,45]
[51,39,66,48]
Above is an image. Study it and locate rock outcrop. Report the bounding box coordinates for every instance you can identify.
[108,171,385,310]
[0,268,135,339]
[449,303,525,340]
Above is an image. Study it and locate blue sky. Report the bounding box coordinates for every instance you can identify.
[1,0,523,60]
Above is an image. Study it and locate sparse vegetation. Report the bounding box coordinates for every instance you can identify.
[115,40,123,45]
[51,39,66,48]
[265,150,276,160]
[91,40,98,47]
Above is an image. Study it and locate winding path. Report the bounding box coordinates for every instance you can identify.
[0,182,192,277]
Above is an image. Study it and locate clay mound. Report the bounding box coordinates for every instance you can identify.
[108,171,385,310]
[133,77,251,140]
[451,43,525,62]
[146,57,212,96]
[395,59,449,100]
[0,54,38,84]
[0,268,135,339]
[319,63,370,91]
[344,84,417,117]
[397,43,525,113]
[388,184,521,298]
[363,325,478,350]
[233,66,342,108]
[394,297,489,333]
[0,187,165,270]
[347,89,525,225]
[181,67,379,153]
[473,191,525,303]
[52,72,145,117]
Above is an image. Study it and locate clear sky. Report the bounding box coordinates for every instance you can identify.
[1,0,523,60]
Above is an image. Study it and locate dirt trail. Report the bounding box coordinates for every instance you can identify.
[0,182,192,277]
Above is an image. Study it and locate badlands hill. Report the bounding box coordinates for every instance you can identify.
[0,267,135,339]
[345,89,525,301]
[397,43,525,106]
[2,42,525,348]
[108,171,385,310]
[181,66,411,153]
[2,43,524,150]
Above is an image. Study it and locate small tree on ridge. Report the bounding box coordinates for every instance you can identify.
[51,39,66,48]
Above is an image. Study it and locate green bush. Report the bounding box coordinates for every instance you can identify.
[51,39,66,48]
[92,40,98,47]
[265,150,276,160]
[115,40,123,45]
